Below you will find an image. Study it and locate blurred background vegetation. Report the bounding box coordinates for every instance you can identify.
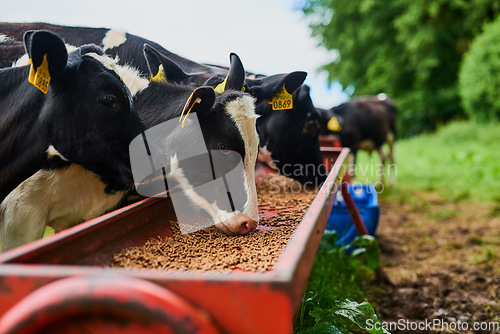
[300,0,500,137]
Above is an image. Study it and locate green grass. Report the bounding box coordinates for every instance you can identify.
[295,120,500,332]
[354,120,500,202]
[294,233,386,333]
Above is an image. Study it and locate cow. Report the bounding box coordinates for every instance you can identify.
[0,22,327,186]
[319,95,397,186]
[0,41,258,251]
[244,74,325,185]
[0,34,25,68]
[0,30,144,250]
[0,22,228,84]
[133,45,260,236]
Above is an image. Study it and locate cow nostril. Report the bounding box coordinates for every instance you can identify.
[238,219,257,235]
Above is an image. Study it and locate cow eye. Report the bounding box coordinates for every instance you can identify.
[218,144,231,155]
[98,94,116,108]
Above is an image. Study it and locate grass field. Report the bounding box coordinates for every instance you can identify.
[295,119,500,332]
[355,120,500,203]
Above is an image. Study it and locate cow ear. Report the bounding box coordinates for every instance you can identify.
[24,30,68,92]
[245,71,307,102]
[179,87,216,125]
[143,44,188,83]
[283,71,307,95]
[213,53,245,93]
[224,53,245,91]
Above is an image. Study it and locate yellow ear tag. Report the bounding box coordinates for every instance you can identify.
[179,95,202,128]
[268,84,293,110]
[327,116,342,132]
[214,77,246,93]
[214,77,227,94]
[151,64,167,83]
[28,54,50,94]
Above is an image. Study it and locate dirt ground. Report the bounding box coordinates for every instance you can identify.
[371,192,500,333]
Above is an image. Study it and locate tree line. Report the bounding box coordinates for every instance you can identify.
[301,0,500,137]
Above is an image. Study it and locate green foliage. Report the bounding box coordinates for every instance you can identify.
[294,231,386,333]
[301,0,500,137]
[459,17,500,121]
[354,120,500,202]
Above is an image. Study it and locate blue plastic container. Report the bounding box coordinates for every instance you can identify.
[325,184,380,245]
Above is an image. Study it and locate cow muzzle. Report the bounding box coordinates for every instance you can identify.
[215,211,258,235]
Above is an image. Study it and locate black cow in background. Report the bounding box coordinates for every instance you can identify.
[0,22,326,186]
[319,94,397,186]
[245,75,325,185]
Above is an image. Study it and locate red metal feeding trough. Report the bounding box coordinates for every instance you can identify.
[0,148,349,333]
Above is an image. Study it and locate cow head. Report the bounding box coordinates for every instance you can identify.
[143,43,241,88]
[23,30,144,191]
[132,46,259,235]
[245,72,326,185]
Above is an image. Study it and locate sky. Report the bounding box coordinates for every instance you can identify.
[1,0,348,109]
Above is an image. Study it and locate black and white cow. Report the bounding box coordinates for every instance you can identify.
[0,22,228,84]
[0,34,25,68]
[0,22,327,186]
[0,30,144,250]
[133,46,260,236]
[0,39,258,250]
[319,95,397,185]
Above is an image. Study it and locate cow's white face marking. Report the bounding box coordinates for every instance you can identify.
[162,94,259,233]
[257,145,277,169]
[167,151,258,235]
[114,64,149,96]
[46,145,68,161]
[86,52,119,72]
[102,29,127,52]
[224,95,260,222]
[86,52,148,96]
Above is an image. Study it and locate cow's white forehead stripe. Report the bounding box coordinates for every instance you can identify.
[102,29,127,52]
[168,155,219,219]
[224,95,260,221]
[113,63,149,96]
[85,52,148,96]
[86,52,119,72]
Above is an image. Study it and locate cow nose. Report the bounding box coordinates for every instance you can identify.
[218,212,258,235]
[237,218,258,235]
